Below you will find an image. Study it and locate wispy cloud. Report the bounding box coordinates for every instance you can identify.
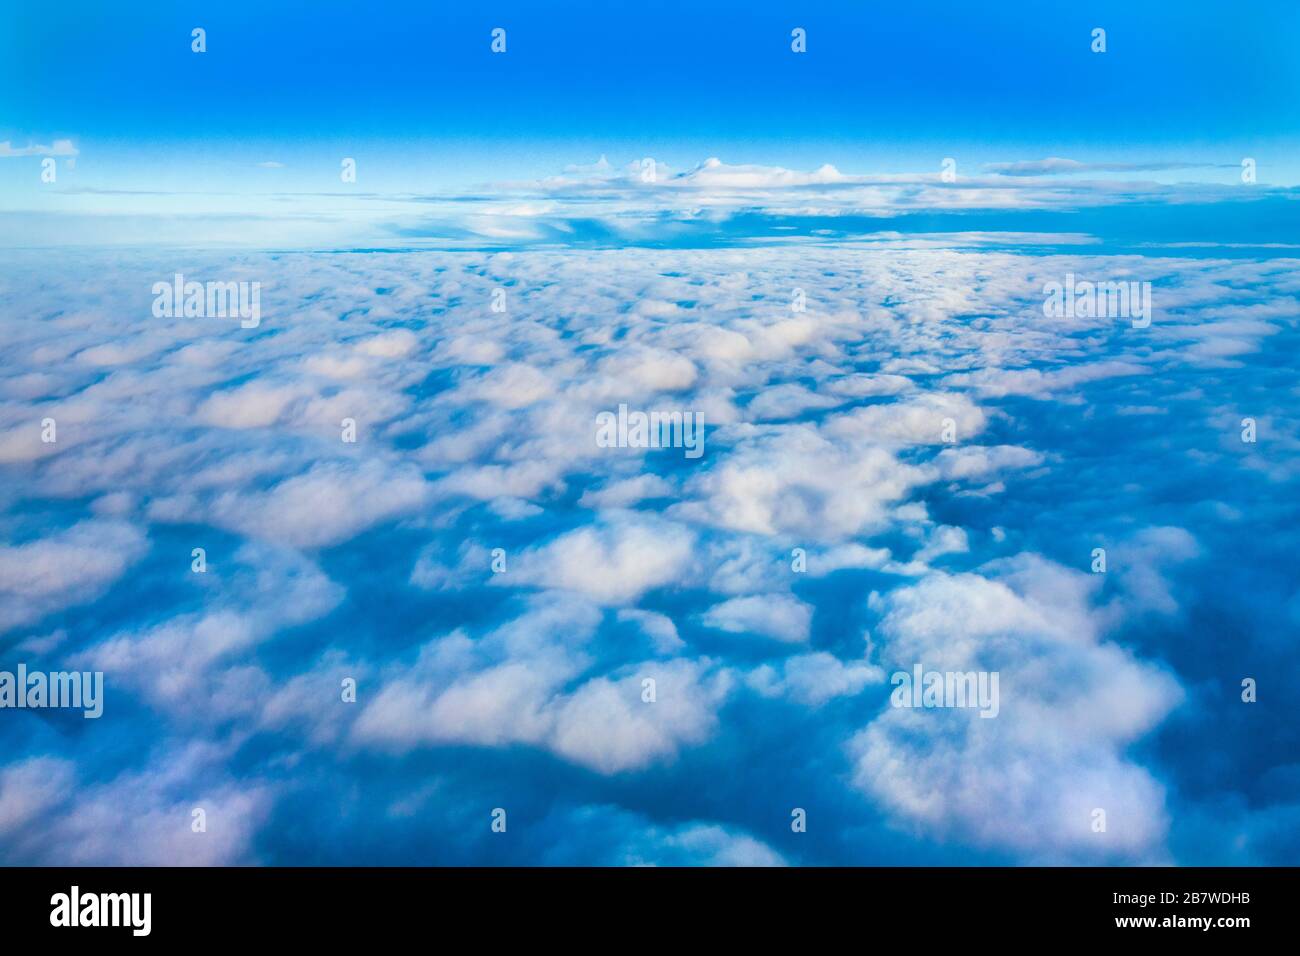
[0,138,78,158]
[983,157,1237,177]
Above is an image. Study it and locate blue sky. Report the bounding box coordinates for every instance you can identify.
[0,2,1298,867]
[3,0,1299,241]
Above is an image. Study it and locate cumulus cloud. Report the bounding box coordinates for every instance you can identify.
[73,543,342,718]
[546,805,787,866]
[617,608,684,652]
[0,744,269,865]
[352,595,731,773]
[748,652,884,706]
[702,593,814,644]
[549,659,732,773]
[674,157,847,189]
[208,460,430,549]
[0,238,1290,866]
[675,424,929,540]
[849,556,1186,861]
[0,757,76,841]
[0,520,147,633]
[507,515,696,604]
[452,155,1271,246]
[624,822,787,867]
[934,444,1044,481]
[823,392,986,444]
[579,473,676,509]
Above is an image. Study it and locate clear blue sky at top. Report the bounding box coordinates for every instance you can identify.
[3,0,1298,192]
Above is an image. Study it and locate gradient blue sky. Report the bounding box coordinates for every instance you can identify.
[3,0,1299,220]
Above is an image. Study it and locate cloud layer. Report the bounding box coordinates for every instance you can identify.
[1,237,1296,865]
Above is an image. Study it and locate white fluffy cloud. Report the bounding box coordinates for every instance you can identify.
[507,515,696,604]
[208,459,430,549]
[550,659,732,773]
[0,520,147,633]
[702,593,814,644]
[73,543,342,718]
[748,652,884,706]
[849,554,1185,861]
[626,822,787,866]
[352,595,732,773]
[0,746,269,865]
[675,424,929,540]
